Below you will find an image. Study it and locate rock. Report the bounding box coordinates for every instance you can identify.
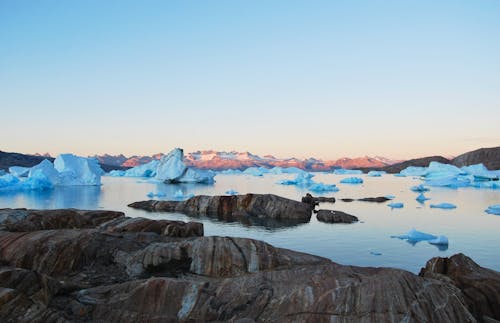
[128,194,313,223]
[101,216,204,237]
[301,193,335,207]
[358,196,391,203]
[316,210,358,223]
[0,208,491,322]
[452,147,500,170]
[419,253,500,322]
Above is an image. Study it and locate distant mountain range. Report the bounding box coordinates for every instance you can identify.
[2,146,498,173]
[91,150,404,171]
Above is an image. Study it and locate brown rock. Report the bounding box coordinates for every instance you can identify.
[301,193,336,207]
[316,210,358,223]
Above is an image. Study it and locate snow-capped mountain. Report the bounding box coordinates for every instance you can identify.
[93,150,401,171]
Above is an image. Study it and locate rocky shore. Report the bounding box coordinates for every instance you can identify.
[1,208,499,322]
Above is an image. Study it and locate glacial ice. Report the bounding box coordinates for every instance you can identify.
[9,166,30,177]
[388,202,404,209]
[391,228,448,246]
[108,170,126,177]
[155,149,188,181]
[485,204,500,215]
[461,164,499,181]
[384,195,396,199]
[367,171,386,177]
[243,167,266,176]
[54,154,103,186]
[277,172,314,186]
[0,170,5,176]
[179,168,215,184]
[28,159,60,186]
[0,174,20,190]
[334,169,363,175]
[123,160,160,177]
[410,184,429,192]
[340,177,363,184]
[400,166,427,177]
[415,193,430,203]
[225,189,238,195]
[430,203,456,209]
[308,183,339,193]
[219,169,242,175]
[147,191,166,198]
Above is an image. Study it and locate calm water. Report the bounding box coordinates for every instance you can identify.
[1,173,499,273]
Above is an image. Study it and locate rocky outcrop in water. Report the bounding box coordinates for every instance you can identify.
[419,253,500,322]
[316,210,358,223]
[301,193,336,207]
[0,208,494,322]
[129,194,314,223]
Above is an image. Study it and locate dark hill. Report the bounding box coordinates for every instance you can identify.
[451,147,500,170]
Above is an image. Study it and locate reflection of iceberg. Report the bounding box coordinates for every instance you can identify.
[340,177,363,184]
[485,204,500,215]
[391,228,449,247]
[173,189,194,200]
[430,203,456,209]
[334,169,362,175]
[388,202,403,209]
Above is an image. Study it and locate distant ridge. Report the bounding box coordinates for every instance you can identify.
[451,147,500,170]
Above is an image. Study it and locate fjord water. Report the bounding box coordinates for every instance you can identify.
[1,173,499,273]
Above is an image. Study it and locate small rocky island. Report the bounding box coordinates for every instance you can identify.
[1,208,499,322]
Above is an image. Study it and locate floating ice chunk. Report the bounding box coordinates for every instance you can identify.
[424,176,471,188]
[219,169,242,175]
[367,171,386,177]
[340,177,363,184]
[369,251,382,256]
[428,235,449,245]
[282,167,308,174]
[472,181,500,189]
[461,164,499,181]
[9,166,30,177]
[394,174,406,177]
[384,195,396,199]
[415,193,430,203]
[179,168,215,184]
[388,202,404,209]
[147,191,167,198]
[430,203,456,209]
[410,184,429,192]
[173,190,194,200]
[485,204,500,215]
[146,192,154,198]
[155,148,188,181]
[54,154,103,186]
[308,183,339,193]
[124,160,160,177]
[108,170,125,177]
[334,169,362,175]
[243,167,265,176]
[278,172,314,186]
[391,228,436,242]
[225,189,238,195]
[400,166,427,177]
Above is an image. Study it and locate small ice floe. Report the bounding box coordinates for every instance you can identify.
[384,195,396,199]
[410,184,429,192]
[334,169,362,175]
[415,193,430,203]
[369,251,382,256]
[430,203,456,209]
[485,204,500,215]
[277,172,314,186]
[146,191,167,198]
[391,228,449,246]
[367,171,386,177]
[308,183,339,193]
[225,189,238,195]
[173,190,194,200]
[340,177,363,184]
[388,202,404,209]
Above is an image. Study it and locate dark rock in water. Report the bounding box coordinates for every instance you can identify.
[0,208,491,322]
[129,193,313,223]
[301,193,336,207]
[419,253,500,322]
[316,210,358,223]
[358,196,391,203]
[341,198,355,202]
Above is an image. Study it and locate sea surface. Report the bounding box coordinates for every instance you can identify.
[1,173,499,273]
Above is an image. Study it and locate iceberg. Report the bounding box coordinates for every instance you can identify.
[28,159,61,186]
[54,154,103,186]
[384,195,396,199]
[154,148,216,184]
[0,174,20,190]
[428,235,449,245]
[219,169,243,175]
[367,171,386,177]
[340,177,363,184]
[430,203,456,209]
[108,170,126,177]
[308,183,339,193]
[225,189,238,195]
[391,228,449,247]
[388,202,404,209]
[277,172,314,186]
[8,166,30,177]
[123,160,160,177]
[485,204,500,215]
[173,189,194,200]
[334,169,362,175]
[147,191,167,198]
[415,193,430,203]
[400,166,427,177]
[243,167,265,176]
[461,164,499,181]
[410,184,429,192]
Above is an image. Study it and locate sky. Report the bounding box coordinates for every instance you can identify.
[1,0,499,160]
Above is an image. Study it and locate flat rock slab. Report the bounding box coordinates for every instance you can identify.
[316,209,359,223]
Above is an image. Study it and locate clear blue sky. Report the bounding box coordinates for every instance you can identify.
[1,0,499,159]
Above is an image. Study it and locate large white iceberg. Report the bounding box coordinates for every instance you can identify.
[54,154,103,185]
[122,160,160,177]
[340,177,363,184]
[155,148,215,184]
